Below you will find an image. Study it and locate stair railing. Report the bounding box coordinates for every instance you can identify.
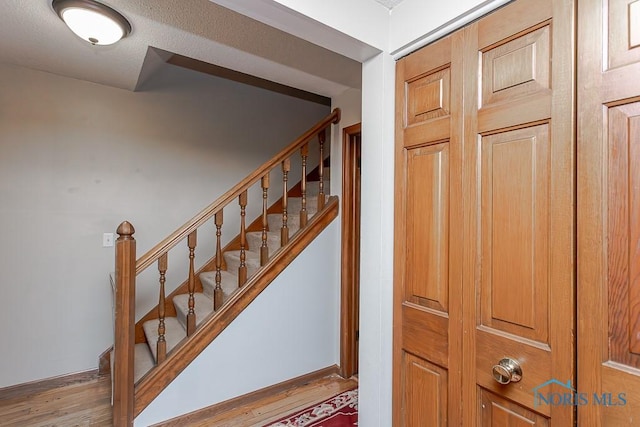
[112,108,340,427]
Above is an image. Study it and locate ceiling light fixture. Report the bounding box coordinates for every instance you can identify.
[52,0,131,46]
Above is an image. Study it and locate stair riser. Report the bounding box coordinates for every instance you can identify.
[268,214,301,235]
[305,181,330,197]
[224,252,260,278]
[287,197,319,214]
[246,231,281,252]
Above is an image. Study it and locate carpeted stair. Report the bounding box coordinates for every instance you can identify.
[133,175,330,382]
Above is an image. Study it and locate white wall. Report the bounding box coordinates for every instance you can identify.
[136,221,340,425]
[0,61,330,388]
[356,53,396,427]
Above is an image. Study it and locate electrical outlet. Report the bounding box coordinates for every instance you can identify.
[103,233,114,247]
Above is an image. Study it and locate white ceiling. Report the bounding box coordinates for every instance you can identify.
[373,0,407,9]
[0,0,374,98]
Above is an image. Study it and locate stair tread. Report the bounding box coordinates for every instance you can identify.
[200,270,239,300]
[173,293,214,329]
[286,197,319,215]
[134,343,154,383]
[142,316,185,362]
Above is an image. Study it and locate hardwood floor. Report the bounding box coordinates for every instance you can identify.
[0,373,357,427]
[0,372,112,426]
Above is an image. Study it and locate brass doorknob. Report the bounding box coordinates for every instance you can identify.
[492,358,522,385]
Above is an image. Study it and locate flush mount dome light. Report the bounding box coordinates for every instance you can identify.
[52,0,131,45]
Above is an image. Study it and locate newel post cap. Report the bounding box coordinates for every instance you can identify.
[116,221,135,239]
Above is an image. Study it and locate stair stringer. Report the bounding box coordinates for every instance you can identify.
[133,196,339,417]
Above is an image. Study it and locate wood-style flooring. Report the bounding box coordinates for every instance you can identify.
[0,372,357,427]
[0,372,112,426]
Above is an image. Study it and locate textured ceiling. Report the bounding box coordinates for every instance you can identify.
[0,0,367,97]
[373,0,407,9]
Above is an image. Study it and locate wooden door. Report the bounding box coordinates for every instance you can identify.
[578,0,640,424]
[394,0,575,425]
[463,0,575,425]
[394,30,465,426]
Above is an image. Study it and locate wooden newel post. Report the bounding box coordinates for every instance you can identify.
[113,221,136,427]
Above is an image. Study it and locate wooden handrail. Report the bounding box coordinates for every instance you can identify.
[135,108,340,274]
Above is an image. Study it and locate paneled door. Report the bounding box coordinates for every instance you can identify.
[578,0,640,424]
[463,0,575,425]
[394,0,575,425]
[394,30,465,426]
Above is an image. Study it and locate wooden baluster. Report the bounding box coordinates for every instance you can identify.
[113,221,135,427]
[261,174,270,266]
[186,231,197,336]
[157,253,168,364]
[214,210,223,310]
[281,158,291,246]
[318,129,326,211]
[239,191,248,287]
[300,143,309,228]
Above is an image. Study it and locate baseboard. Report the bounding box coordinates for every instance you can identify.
[150,365,340,427]
[0,369,100,400]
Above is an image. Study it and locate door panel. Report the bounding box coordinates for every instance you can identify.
[403,353,448,426]
[579,0,640,420]
[406,144,449,312]
[469,1,575,424]
[477,20,552,133]
[480,25,551,109]
[406,69,450,125]
[394,30,465,426]
[607,0,640,69]
[608,103,640,367]
[480,125,550,342]
[480,389,549,427]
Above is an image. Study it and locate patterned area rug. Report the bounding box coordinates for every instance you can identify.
[264,388,358,426]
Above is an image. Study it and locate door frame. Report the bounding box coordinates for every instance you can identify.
[340,122,361,378]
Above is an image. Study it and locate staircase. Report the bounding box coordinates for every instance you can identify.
[110,109,341,427]
[134,180,331,380]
